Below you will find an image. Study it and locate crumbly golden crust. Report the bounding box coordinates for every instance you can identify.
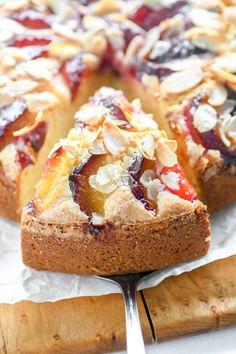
[0,167,20,220]
[21,204,210,276]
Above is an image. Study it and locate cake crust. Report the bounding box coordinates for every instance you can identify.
[21,204,210,276]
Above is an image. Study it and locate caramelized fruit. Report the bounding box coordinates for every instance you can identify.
[61,54,87,98]
[69,154,111,217]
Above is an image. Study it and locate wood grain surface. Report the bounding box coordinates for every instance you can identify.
[1,256,236,353]
[0,294,152,354]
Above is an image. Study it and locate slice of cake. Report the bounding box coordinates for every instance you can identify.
[0,0,110,219]
[21,88,210,276]
[165,53,236,211]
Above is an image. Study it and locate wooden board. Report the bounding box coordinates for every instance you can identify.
[1,255,236,353]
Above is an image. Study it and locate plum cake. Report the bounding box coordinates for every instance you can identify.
[21,88,210,275]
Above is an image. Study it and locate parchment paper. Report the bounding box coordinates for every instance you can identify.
[1,203,236,304]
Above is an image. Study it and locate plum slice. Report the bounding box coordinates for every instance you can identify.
[61,54,88,98]
[130,1,188,31]
[10,10,53,29]
[69,154,110,218]
[128,155,156,212]
[161,164,196,201]
[14,121,47,169]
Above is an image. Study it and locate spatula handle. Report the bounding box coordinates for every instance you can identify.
[119,279,146,354]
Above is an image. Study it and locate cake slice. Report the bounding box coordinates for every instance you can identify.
[0,0,110,220]
[165,53,236,211]
[21,88,210,276]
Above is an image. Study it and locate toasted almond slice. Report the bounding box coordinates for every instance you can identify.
[139,26,160,58]
[141,134,155,160]
[75,103,108,125]
[141,73,160,94]
[161,68,204,94]
[52,23,80,42]
[24,91,59,113]
[193,104,218,133]
[186,27,225,52]
[124,35,143,64]
[0,91,13,109]
[83,53,100,70]
[156,139,177,167]
[22,58,59,82]
[212,67,236,90]
[161,171,180,190]
[208,84,227,106]
[91,0,121,15]
[189,8,224,30]
[82,15,108,31]
[48,41,82,60]
[89,35,107,56]
[149,40,171,60]
[5,79,39,97]
[13,112,43,137]
[102,120,129,156]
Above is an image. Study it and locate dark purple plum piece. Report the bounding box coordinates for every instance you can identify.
[128,155,156,213]
[61,54,87,98]
[152,38,209,64]
[129,58,173,81]
[130,1,188,31]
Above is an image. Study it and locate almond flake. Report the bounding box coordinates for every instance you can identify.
[0,91,13,109]
[102,120,129,156]
[140,169,155,188]
[189,8,223,31]
[13,112,43,137]
[149,40,171,60]
[161,68,204,94]
[5,79,39,97]
[124,35,143,64]
[83,53,100,70]
[89,162,122,193]
[156,140,177,167]
[48,41,82,61]
[75,103,108,125]
[82,15,108,31]
[208,84,227,106]
[22,58,59,82]
[193,104,217,133]
[141,134,155,159]
[89,35,107,56]
[139,26,160,58]
[24,92,59,113]
[161,172,180,190]
[91,0,121,15]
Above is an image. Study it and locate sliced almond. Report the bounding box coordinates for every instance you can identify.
[141,134,155,160]
[193,104,218,133]
[24,91,59,113]
[149,40,171,60]
[22,58,59,82]
[13,112,43,137]
[139,26,160,58]
[208,83,227,106]
[5,79,39,97]
[124,35,143,64]
[189,8,224,31]
[75,103,108,125]
[156,139,177,167]
[161,172,180,190]
[186,27,225,52]
[48,41,82,61]
[161,68,204,94]
[82,53,100,70]
[102,120,129,156]
[91,0,121,15]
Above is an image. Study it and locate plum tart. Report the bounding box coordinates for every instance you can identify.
[21,88,210,275]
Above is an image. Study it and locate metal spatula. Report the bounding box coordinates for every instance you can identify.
[95,273,151,354]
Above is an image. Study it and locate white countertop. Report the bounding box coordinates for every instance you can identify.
[118,326,236,354]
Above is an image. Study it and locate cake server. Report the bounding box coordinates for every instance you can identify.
[95,273,152,354]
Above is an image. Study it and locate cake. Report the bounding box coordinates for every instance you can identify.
[21,87,210,275]
[1,0,236,220]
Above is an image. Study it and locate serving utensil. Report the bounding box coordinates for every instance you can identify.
[95,272,153,354]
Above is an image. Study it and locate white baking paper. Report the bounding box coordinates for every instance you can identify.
[1,203,236,304]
